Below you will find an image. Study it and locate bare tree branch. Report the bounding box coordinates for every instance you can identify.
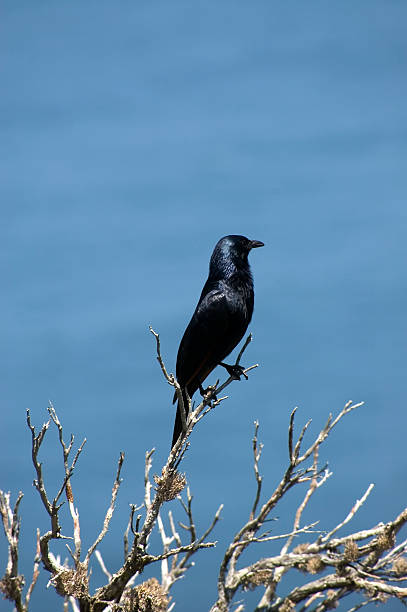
[210,401,407,612]
[2,334,406,612]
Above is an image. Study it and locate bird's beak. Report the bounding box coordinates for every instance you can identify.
[249,240,264,249]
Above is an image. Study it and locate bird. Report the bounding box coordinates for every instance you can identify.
[171,235,264,447]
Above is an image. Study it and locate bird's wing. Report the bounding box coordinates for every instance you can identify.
[175,286,245,397]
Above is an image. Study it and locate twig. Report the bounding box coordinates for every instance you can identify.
[95,550,112,581]
[24,528,41,608]
[250,421,263,520]
[85,452,125,563]
[321,483,375,542]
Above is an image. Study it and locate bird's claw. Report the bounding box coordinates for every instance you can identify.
[199,384,218,402]
[220,362,248,381]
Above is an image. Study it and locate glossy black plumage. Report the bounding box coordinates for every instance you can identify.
[171,235,264,447]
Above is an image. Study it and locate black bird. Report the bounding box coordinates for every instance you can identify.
[171,235,264,447]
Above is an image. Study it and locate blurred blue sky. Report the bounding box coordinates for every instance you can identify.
[1,2,406,610]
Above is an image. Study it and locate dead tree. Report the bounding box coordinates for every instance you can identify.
[1,331,406,611]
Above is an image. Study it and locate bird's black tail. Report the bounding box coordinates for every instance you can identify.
[171,403,183,448]
[171,389,190,448]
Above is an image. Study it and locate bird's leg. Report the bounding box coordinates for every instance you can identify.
[199,383,218,402]
[219,362,248,381]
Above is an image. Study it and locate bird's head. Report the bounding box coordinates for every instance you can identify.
[210,235,264,276]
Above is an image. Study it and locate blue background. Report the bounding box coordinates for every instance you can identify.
[1,2,406,610]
